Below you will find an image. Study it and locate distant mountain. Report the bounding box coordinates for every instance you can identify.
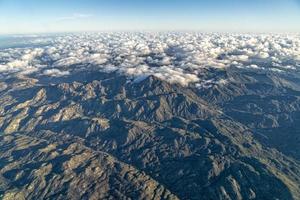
[198,67,300,160]
[0,69,300,200]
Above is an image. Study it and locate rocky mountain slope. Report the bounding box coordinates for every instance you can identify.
[0,69,300,200]
[198,67,300,160]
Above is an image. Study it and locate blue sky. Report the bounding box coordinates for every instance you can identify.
[0,0,300,34]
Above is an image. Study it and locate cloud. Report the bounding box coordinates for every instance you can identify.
[0,48,44,72]
[53,57,81,67]
[55,13,93,22]
[0,32,299,86]
[43,69,70,77]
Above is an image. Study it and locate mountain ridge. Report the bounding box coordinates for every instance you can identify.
[0,70,300,199]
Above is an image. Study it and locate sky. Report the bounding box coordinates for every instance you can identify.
[0,0,300,34]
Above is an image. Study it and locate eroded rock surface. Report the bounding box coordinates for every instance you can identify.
[0,70,300,200]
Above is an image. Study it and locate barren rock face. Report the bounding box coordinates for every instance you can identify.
[0,132,179,200]
[0,69,300,200]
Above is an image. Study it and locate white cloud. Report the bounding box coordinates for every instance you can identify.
[43,69,70,77]
[0,48,44,72]
[0,32,299,86]
[55,13,93,21]
[53,57,81,67]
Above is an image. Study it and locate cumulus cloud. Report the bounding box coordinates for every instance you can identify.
[53,57,81,67]
[0,48,44,72]
[0,32,300,86]
[56,13,93,21]
[43,69,70,77]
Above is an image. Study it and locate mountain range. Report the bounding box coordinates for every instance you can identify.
[0,66,300,199]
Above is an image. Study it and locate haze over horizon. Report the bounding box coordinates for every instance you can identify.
[0,0,300,34]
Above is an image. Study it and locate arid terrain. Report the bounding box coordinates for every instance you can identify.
[0,33,300,199]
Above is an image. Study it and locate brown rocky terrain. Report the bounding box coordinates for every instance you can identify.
[0,70,300,200]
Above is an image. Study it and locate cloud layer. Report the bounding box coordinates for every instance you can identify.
[0,32,300,86]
